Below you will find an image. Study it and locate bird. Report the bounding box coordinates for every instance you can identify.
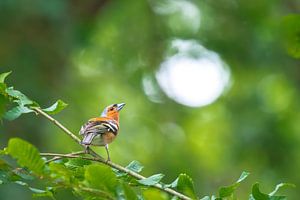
[79,103,125,161]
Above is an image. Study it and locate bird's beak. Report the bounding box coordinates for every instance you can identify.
[117,103,126,111]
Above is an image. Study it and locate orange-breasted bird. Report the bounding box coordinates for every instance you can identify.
[79,103,125,161]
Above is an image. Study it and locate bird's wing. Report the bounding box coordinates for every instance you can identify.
[80,118,118,145]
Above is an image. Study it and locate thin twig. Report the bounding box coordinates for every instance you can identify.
[41,151,85,164]
[32,107,192,200]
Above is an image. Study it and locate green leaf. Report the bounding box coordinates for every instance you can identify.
[13,168,35,180]
[6,87,33,105]
[142,188,167,200]
[15,181,54,198]
[126,160,144,173]
[0,159,21,184]
[122,182,138,200]
[84,164,117,194]
[4,105,34,120]
[49,162,74,184]
[269,183,295,196]
[42,99,68,115]
[0,148,6,155]
[0,71,11,83]
[250,183,288,200]
[176,173,197,199]
[0,94,9,119]
[65,158,92,169]
[7,138,45,174]
[138,174,164,186]
[165,177,178,188]
[219,171,250,198]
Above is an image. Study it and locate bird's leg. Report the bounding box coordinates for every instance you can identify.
[105,144,110,162]
[84,145,90,154]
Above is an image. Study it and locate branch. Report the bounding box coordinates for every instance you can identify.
[33,107,192,200]
[31,107,103,160]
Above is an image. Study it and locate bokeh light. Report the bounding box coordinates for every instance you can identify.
[156,39,230,107]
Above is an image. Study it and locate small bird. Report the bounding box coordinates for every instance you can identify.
[79,103,125,161]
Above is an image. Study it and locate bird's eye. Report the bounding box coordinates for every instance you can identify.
[109,107,114,111]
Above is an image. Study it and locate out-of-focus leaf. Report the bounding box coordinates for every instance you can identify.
[219,171,250,198]
[0,94,8,119]
[42,99,68,115]
[138,174,164,186]
[126,160,144,173]
[15,181,54,198]
[281,14,300,59]
[49,162,73,184]
[0,148,6,155]
[4,105,34,120]
[142,188,168,200]
[13,168,35,180]
[0,159,20,184]
[269,183,295,196]
[7,138,45,174]
[176,173,197,199]
[200,196,211,200]
[0,71,11,83]
[6,87,33,105]
[122,182,138,200]
[84,164,117,194]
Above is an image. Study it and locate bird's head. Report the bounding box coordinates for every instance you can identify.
[101,103,125,121]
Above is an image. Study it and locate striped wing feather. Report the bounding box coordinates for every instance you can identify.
[80,119,118,145]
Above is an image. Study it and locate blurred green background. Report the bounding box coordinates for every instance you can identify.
[1,0,300,199]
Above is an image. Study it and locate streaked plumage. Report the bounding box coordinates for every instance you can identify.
[79,103,125,161]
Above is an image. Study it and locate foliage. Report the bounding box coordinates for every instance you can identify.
[0,72,295,199]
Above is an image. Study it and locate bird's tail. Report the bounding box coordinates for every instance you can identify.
[81,133,96,145]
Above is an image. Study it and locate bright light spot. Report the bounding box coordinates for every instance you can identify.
[156,39,230,107]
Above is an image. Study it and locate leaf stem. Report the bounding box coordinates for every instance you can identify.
[33,107,192,200]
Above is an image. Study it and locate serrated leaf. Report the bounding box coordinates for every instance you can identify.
[0,71,11,83]
[126,160,144,173]
[7,138,45,174]
[138,174,164,186]
[84,164,117,194]
[42,100,68,115]
[176,173,197,199]
[6,87,33,105]
[4,105,34,120]
[219,171,250,198]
